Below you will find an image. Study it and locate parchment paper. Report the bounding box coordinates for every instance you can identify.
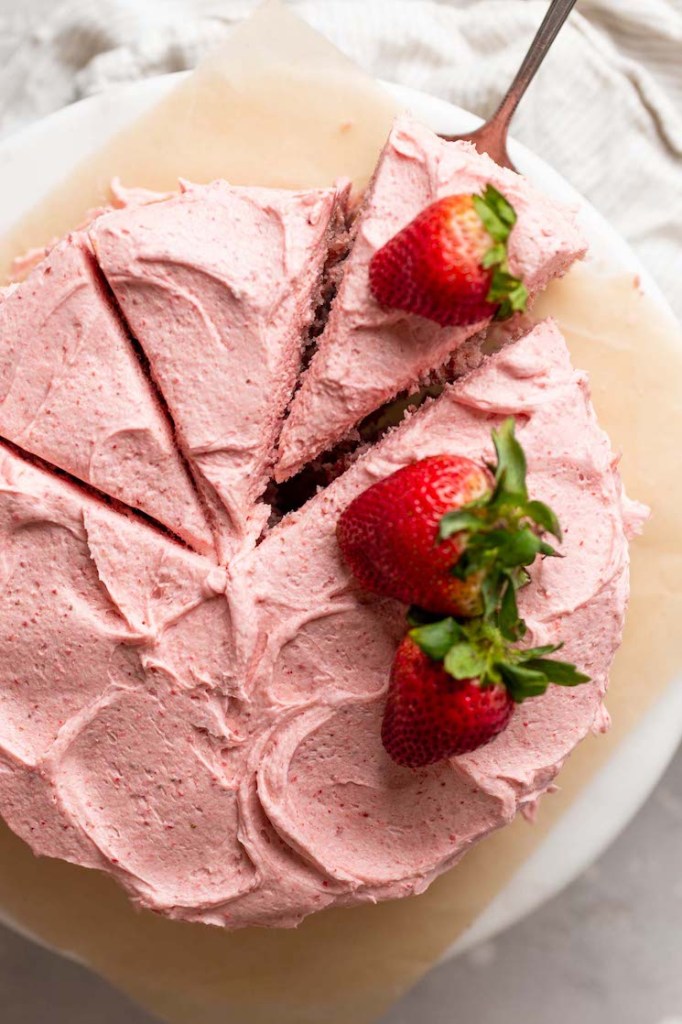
[0,0,400,284]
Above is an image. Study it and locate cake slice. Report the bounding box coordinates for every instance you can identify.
[91,180,347,562]
[0,236,214,555]
[275,116,587,481]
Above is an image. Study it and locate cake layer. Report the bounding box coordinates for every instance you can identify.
[0,321,641,928]
[91,180,347,562]
[0,237,215,554]
[275,116,587,482]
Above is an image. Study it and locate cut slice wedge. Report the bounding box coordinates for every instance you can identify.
[91,180,348,562]
[0,236,215,555]
[275,116,587,482]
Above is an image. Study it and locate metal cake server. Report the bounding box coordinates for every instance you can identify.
[441,0,579,170]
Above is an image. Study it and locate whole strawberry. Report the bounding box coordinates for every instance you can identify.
[337,418,560,620]
[382,635,513,767]
[369,185,528,327]
[382,618,589,768]
[338,454,492,617]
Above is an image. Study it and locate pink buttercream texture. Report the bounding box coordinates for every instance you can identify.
[275,116,587,481]
[0,236,214,555]
[90,180,347,562]
[0,321,639,928]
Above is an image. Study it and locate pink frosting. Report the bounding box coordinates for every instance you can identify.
[0,236,214,555]
[90,181,347,562]
[275,116,587,482]
[0,321,640,928]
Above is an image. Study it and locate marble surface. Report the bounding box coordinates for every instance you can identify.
[1,0,681,1021]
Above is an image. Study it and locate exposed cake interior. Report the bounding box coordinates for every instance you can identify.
[274,115,587,483]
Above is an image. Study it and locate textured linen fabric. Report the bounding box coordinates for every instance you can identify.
[0,0,681,311]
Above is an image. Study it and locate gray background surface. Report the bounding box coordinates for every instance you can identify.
[1,1,681,1022]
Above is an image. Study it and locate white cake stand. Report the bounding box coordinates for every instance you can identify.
[0,75,680,965]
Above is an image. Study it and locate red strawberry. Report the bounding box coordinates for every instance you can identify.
[337,454,492,617]
[344,419,592,769]
[337,419,563,620]
[369,185,528,327]
[382,635,513,767]
[382,620,590,768]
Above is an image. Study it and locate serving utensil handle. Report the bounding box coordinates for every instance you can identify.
[491,0,579,130]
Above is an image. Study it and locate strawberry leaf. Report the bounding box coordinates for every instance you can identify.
[472,185,517,243]
[407,610,590,708]
[492,418,528,500]
[497,643,590,702]
[439,508,488,539]
[488,268,526,305]
[481,571,504,621]
[472,186,528,321]
[444,642,488,680]
[498,662,550,702]
[498,578,524,641]
[525,499,562,541]
[492,276,529,321]
[497,527,543,567]
[519,644,563,659]
[521,658,591,686]
[484,185,517,231]
[410,617,463,660]
[449,549,482,580]
[481,243,506,269]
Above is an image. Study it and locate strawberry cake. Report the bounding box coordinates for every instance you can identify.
[0,116,643,929]
[275,116,586,482]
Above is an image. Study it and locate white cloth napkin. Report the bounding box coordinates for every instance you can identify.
[1,0,681,313]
